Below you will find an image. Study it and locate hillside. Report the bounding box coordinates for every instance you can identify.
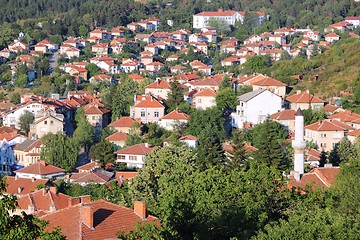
[269,38,360,102]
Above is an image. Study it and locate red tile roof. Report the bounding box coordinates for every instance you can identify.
[194,88,217,97]
[323,104,341,113]
[15,161,65,175]
[271,109,296,120]
[83,103,110,115]
[161,109,190,120]
[115,171,138,181]
[288,167,340,190]
[114,143,156,155]
[179,135,198,141]
[109,116,136,128]
[146,79,171,89]
[305,148,321,162]
[40,200,157,240]
[106,132,128,142]
[76,161,100,172]
[69,171,112,184]
[134,95,165,108]
[17,188,71,215]
[286,91,324,103]
[305,119,354,131]
[5,176,50,195]
[348,128,360,137]
[328,110,360,123]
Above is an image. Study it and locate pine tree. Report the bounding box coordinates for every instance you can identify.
[165,80,185,112]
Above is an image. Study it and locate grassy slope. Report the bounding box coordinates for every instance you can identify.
[270,38,360,102]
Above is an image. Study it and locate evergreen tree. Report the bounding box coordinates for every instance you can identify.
[111,77,138,120]
[319,150,327,167]
[230,130,249,168]
[73,108,95,151]
[165,80,185,112]
[215,87,238,110]
[329,137,357,166]
[89,140,116,168]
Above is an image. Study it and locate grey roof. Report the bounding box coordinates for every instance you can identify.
[295,108,303,116]
[237,89,267,102]
[13,139,37,151]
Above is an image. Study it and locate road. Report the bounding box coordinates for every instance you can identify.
[49,50,60,73]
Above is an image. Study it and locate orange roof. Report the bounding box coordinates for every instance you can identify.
[109,116,136,128]
[288,167,340,190]
[328,110,360,123]
[161,109,190,120]
[76,161,100,172]
[323,104,341,113]
[146,79,171,89]
[69,171,112,184]
[5,176,50,195]
[305,148,321,162]
[115,171,138,181]
[106,132,128,142]
[128,73,144,81]
[286,91,324,103]
[325,32,339,37]
[252,76,287,87]
[115,143,156,155]
[179,135,198,141]
[305,119,354,131]
[194,88,217,97]
[83,103,110,115]
[134,95,165,108]
[17,188,71,215]
[40,200,157,240]
[15,161,65,175]
[349,128,360,137]
[271,109,296,120]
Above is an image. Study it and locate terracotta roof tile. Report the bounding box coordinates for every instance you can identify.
[161,109,190,120]
[146,79,171,89]
[83,103,110,115]
[69,171,112,184]
[271,109,296,120]
[328,110,360,123]
[109,116,136,128]
[194,88,217,97]
[305,119,354,131]
[114,143,156,155]
[15,161,65,175]
[349,128,360,137]
[76,161,100,172]
[305,148,321,162]
[5,176,50,195]
[40,200,157,240]
[134,95,165,108]
[323,104,341,113]
[106,132,128,142]
[286,91,324,103]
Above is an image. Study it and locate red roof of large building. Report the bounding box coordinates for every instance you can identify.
[305,119,354,131]
[114,143,156,155]
[40,200,157,240]
[83,103,110,115]
[106,132,128,142]
[286,91,324,103]
[69,171,112,184]
[194,88,217,97]
[328,110,360,123]
[15,161,65,175]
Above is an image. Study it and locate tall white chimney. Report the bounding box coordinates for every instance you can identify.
[292,108,306,176]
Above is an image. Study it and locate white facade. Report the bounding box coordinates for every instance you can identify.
[231,89,282,128]
[193,12,243,29]
[15,171,65,180]
[3,102,44,129]
[0,140,16,174]
[116,154,146,169]
[158,119,188,131]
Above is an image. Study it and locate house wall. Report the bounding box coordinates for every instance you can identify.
[130,107,165,124]
[194,96,216,109]
[158,119,188,131]
[305,129,346,152]
[232,91,282,128]
[144,88,170,100]
[0,140,15,174]
[116,154,146,168]
[30,117,63,139]
[275,119,296,133]
[290,102,324,110]
[15,171,65,180]
[3,103,44,129]
[252,85,286,97]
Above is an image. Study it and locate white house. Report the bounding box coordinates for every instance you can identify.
[231,89,282,128]
[115,143,156,169]
[345,16,360,28]
[193,10,243,29]
[179,135,198,148]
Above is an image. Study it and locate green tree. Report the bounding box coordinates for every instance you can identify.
[329,137,357,166]
[89,140,116,168]
[19,110,34,135]
[0,177,65,240]
[302,109,326,125]
[41,133,79,171]
[187,107,225,138]
[165,80,185,112]
[219,75,232,90]
[118,222,164,240]
[73,108,95,151]
[242,55,272,75]
[110,77,138,120]
[14,74,29,87]
[85,63,100,79]
[229,130,249,168]
[280,50,291,60]
[215,87,238,110]
[78,25,88,37]
[10,92,20,104]
[252,119,289,170]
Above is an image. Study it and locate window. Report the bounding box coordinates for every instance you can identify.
[50,120,54,125]
[44,121,47,125]
[154,111,159,117]
[197,98,202,103]
[320,143,327,148]
[320,133,327,138]
[141,111,145,117]
[129,155,137,161]
[117,155,125,160]
[92,116,96,120]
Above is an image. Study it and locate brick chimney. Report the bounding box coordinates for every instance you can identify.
[81,195,91,203]
[81,206,94,229]
[68,197,81,207]
[134,201,146,219]
[39,160,47,166]
[49,187,57,194]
